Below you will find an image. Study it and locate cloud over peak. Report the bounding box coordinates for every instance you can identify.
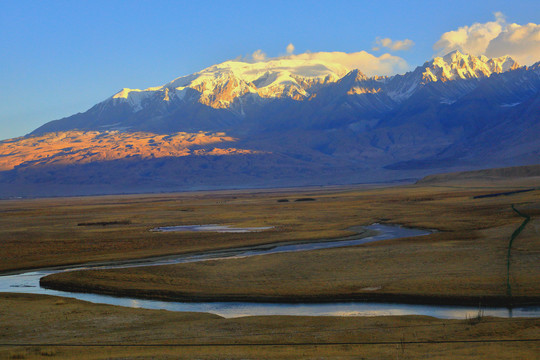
[251,49,267,62]
[286,43,295,54]
[374,37,415,51]
[285,51,410,76]
[434,13,540,65]
[242,49,410,76]
[485,22,540,66]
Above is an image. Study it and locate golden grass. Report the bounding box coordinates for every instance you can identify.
[37,180,540,305]
[0,293,538,359]
[1,180,538,274]
[0,185,386,273]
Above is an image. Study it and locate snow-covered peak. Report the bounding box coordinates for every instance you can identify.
[345,69,369,82]
[333,69,384,95]
[110,57,350,110]
[530,61,540,74]
[111,88,161,111]
[197,58,350,83]
[106,52,525,112]
[423,51,520,83]
[168,58,349,102]
[112,88,140,99]
[487,55,519,73]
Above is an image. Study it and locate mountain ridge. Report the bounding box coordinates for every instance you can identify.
[31,51,528,136]
[2,51,538,197]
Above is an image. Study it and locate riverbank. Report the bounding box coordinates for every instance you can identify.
[0,227,378,277]
[38,278,540,307]
[39,221,540,308]
[2,293,539,360]
[35,181,540,308]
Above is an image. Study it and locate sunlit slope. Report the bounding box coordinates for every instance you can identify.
[0,131,260,171]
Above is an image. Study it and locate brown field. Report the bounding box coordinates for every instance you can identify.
[1,175,540,359]
[1,180,538,276]
[38,180,540,306]
[1,293,539,360]
[1,185,392,273]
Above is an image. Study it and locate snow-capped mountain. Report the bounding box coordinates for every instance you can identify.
[31,51,530,136]
[110,58,349,113]
[2,51,538,197]
[113,50,521,109]
[383,51,521,102]
[422,50,518,82]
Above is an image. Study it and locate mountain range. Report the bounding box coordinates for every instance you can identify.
[1,50,539,197]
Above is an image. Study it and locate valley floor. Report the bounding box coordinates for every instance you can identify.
[38,179,540,306]
[1,175,539,358]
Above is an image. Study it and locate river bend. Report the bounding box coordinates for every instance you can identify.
[1,224,538,319]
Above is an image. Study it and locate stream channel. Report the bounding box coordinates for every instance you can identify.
[1,224,538,319]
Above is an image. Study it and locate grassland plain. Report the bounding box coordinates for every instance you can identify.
[1,293,539,359]
[1,179,538,275]
[1,176,540,359]
[1,185,392,273]
[39,179,540,306]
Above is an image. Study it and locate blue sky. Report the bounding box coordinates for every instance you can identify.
[1,0,539,140]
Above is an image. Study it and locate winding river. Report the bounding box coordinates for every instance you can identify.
[1,224,538,319]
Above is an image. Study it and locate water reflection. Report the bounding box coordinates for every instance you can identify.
[151,224,273,233]
[1,224,538,319]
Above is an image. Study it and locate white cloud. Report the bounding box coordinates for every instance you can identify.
[286,51,410,76]
[240,47,410,76]
[434,13,540,65]
[434,13,504,56]
[374,37,414,51]
[485,22,540,65]
[251,49,266,62]
[286,43,295,54]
